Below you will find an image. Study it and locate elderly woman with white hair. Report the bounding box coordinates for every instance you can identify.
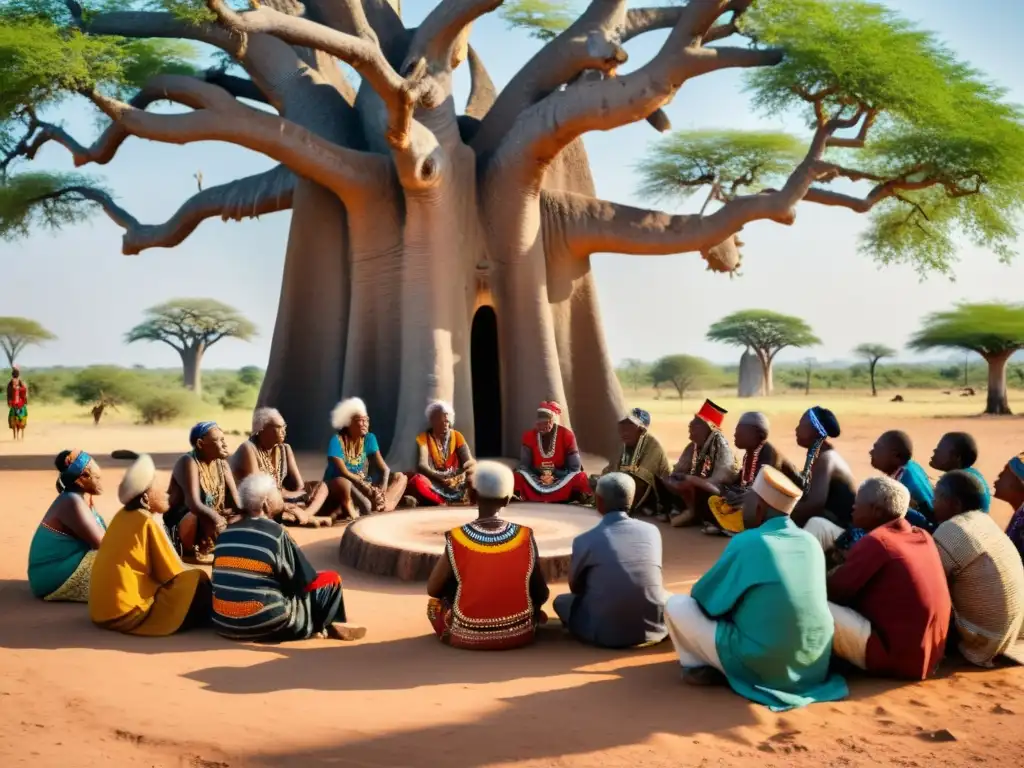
[324,398,408,515]
[827,476,951,680]
[408,400,476,506]
[426,461,549,650]
[230,407,355,526]
[211,473,366,642]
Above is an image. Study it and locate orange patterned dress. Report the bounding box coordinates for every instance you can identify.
[428,520,541,650]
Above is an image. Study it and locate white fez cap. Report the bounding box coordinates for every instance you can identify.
[751,465,802,514]
[118,453,156,505]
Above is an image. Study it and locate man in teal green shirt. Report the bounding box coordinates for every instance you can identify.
[665,465,848,711]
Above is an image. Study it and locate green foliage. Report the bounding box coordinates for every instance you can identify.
[135,387,197,424]
[734,0,1024,274]
[649,355,717,399]
[0,173,107,240]
[126,298,257,347]
[147,0,218,26]
[853,343,897,363]
[23,369,70,403]
[63,365,142,406]
[218,380,257,410]
[909,303,1024,357]
[236,364,263,387]
[706,310,820,358]
[636,131,806,203]
[0,314,56,366]
[499,0,575,41]
[617,358,650,392]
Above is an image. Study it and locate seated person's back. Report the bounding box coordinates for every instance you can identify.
[556,473,666,648]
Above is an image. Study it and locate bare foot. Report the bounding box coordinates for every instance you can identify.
[327,623,367,641]
[681,666,728,687]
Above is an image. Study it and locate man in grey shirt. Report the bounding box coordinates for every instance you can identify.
[553,473,668,648]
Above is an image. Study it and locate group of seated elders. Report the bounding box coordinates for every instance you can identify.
[229,407,345,527]
[27,450,107,602]
[326,397,408,516]
[408,399,475,506]
[589,408,671,515]
[164,421,240,564]
[427,461,550,650]
[211,473,365,642]
[514,401,593,504]
[555,473,668,648]
[665,466,848,710]
[89,453,212,636]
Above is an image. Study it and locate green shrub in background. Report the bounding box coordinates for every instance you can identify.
[24,370,72,404]
[219,381,258,411]
[135,389,199,425]
[237,366,264,388]
[64,366,143,406]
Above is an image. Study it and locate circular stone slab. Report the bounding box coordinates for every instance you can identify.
[338,504,600,582]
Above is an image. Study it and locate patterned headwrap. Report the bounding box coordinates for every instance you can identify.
[538,401,562,422]
[57,449,92,492]
[1010,454,1024,482]
[189,421,219,446]
[625,408,651,429]
[807,407,828,438]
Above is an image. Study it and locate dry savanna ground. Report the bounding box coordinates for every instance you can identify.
[3,388,1024,768]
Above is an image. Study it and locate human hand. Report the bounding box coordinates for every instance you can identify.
[214,515,228,534]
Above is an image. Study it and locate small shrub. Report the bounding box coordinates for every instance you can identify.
[135,389,196,425]
[25,371,71,404]
[219,381,258,410]
[237,365,264,388]
[64,366,141,406]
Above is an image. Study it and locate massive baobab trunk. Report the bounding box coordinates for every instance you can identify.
[180,346,204,395]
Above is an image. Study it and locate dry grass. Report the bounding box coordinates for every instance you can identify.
[24,401,254,433]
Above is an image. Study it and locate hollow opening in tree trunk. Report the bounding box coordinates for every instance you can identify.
[471,305,502,457]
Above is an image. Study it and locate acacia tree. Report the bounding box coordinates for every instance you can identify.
[908,304,1024,416]
[125,299,256,395]
[706,309,819,395]
[853,342,896,396]
[0,316,56,367]
[649,354,715,401]
[1,0,1022,465]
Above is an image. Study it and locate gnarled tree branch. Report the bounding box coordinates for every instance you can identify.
[493,0,783,187]
[203,70,272,105]
[204,0,422,148]
[404,0,504,75]
[26,185,139,233]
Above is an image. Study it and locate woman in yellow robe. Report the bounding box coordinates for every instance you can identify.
[90,453,211,636]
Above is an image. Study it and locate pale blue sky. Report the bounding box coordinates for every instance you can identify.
[2,0,1022,370]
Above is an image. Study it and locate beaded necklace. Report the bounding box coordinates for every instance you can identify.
[191,451,226,511]
[800,438,826,489]
[690,430,721,477]
[428,428,456,476]
[341,433,368,475]
[251,438,283,488]
[537,424,558,460]
[621,432,648,468]
[739,442,765,487]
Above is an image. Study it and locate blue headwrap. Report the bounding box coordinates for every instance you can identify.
[807,407,828,439]
[626,408,651,429]
[189,421,219,446]
[57,450,92,493]
[1010,455,1024,482]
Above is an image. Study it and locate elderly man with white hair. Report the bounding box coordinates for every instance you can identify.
[827,475,951,680]
[408,399,476,506]
[665,466,848,710]
[426,461,550,650]
[325,397,408,514]
[231,407,356,526]
[554,473,668,648]
[211,473,366,642]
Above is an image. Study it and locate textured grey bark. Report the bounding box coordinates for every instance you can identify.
[737,349,762,398]
[38,0,856,469]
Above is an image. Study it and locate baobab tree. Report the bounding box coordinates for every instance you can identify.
[1,0,1023,466]
[125,299,256,395]
[909,304,1024,416]
[706,309,819,395]
[853,342,896,397]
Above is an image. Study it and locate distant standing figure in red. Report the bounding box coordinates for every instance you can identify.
[7,365,28,441]
[513,401,592,504]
